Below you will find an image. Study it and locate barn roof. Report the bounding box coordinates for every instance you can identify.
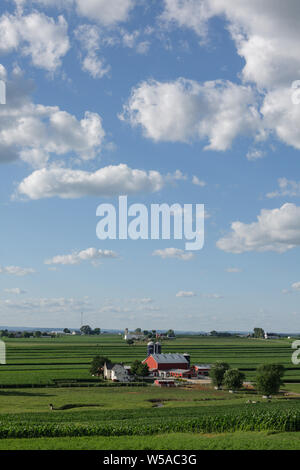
[150,353,189,364]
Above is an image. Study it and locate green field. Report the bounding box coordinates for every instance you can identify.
[0,335,299,450]
[1,432,300,450]
[1,334,299,386]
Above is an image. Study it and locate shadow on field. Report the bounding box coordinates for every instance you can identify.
[0,391,55,397]
[49,403,103,411]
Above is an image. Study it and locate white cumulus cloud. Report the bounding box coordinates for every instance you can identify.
[217,203,300,254]
[0,266,35,276]
[14,0,136,26]
[176,291,196,297]
[45,247,118,266]
[0,11,69,71]
[4,287,27,294]
[120,78,263,150]
[0,70,105,166]
[160,1,300,152]
[17,164,164,199]
[152,248,195,261]
[267,178,300,199]
[75,25,110,79]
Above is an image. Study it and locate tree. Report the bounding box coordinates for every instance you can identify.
[34,331,42,338]
[80,325,92,335]
[137,363,149,377]
[126,339,134,345]
[93,328,101,335]
[134,328,142,333]
[90,356,111,376]
[131,360,149,377]
[258,363,285,378]
[223,369,245,391]
[63,328,71,334]
[130,360,142,375]
[256,363,285,396]
[167,329,175,337]
[210,362,230,388]
[253,328,265,339]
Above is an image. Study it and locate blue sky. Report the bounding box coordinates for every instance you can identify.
[0,0,300,332]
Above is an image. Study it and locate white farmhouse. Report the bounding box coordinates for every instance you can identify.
[111,364,132,382]
[124,328,144,341]
[103,362,113,380]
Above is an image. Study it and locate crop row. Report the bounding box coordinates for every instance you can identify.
[0,410,299,438]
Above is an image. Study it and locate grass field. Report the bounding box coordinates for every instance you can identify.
[0,335,299,450]
[1,432,300,450]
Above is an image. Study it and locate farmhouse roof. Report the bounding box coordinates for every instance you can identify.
[194,364,211,369]
[151,353,189,364]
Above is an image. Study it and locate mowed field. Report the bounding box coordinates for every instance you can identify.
[0,334,299,386]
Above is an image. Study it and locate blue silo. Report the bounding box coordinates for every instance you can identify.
[147,341,154,356]
[154,342,161,354]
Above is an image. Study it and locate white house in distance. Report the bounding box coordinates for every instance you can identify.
[103,362,132,383]
[124,328,144,341]
[103,362,113,380]
[264,332,280,340]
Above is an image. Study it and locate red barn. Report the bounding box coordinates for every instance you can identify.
[143,353,189,372]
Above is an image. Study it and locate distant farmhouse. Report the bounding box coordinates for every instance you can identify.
[124,328,144,341]
[264,332,280,340]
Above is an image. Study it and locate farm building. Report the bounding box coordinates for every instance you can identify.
[103,362,113,380]
[168,369,192,379]
[264,332,280,340]
[111,364,132,383]
[143,353,190,372]
[124,328,144,341]
[154,379,175,387]
[193,364,211,376]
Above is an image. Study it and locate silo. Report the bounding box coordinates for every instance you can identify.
[183,353,190,367]
[154,342,161,354]
[147,341,154,356]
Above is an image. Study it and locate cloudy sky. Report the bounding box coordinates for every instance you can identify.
[1,0,300,332]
